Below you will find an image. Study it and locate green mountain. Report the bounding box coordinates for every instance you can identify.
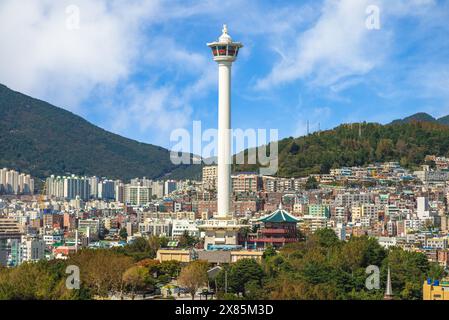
[0,84,202,181]
[3,82,449,182]
[437,115,449,126]
[390,112,449,127]
[390,112,437,125]
[235,120,449,178]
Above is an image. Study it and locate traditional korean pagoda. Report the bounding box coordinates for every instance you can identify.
[247,203,300,249]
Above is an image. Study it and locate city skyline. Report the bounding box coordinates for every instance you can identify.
[2,0,449,304]
[0,0,448,150]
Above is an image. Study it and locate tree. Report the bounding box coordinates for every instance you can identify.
[148,235,161,253]
[262,245,277,260]
[313,228,341,248]
[305,176,319,190]
[385,248,434,300]
[227,259,265,296]
[117,237,158,261]
[67,249,133,297]
[179,230,197,248]
[0,260,88,300]
[119,227,128,240]
[244,280,265,300]
[239,227,251,240]
[375,138,394,160]
[159,261,182,278]
[177,261,208,300]
[122,266,153,299]
[159,236,169,248]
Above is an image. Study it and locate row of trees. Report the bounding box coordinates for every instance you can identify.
[220,229,445,299]
[0,231,444,300]
[0,237,182,300]
[175,229,445,300]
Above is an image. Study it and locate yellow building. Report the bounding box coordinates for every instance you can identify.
[230,250,263,263]
[423,279,449,300]
[351,206,362,223]
[156,249,192,263]
[156,249,263,264]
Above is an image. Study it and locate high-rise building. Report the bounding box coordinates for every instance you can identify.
[0,218,22,266]
[89,176,99,199]
[6,170,19,194]
[18,173,34,194]
[20,237,45,263]
[417,196,435,219]
[78,219,102,241]
[0,168,7,192]
[164,180,177,196]
[98,180,115,200]
[0,169,34,195]
[64,175,90,200]
[125,185,151,206]
[115,182,125,203]
[47,175,90,200]
[202,166,218,190]
[152,181,164,199]
[231,173,261,193]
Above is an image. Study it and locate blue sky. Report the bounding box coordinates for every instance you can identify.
[1,0,449,154]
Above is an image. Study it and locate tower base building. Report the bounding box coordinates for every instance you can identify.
[201,218,246,250]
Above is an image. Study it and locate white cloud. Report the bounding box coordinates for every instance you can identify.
[0,0,163,110]
[255,0,439,93]
[144,37,210,75]
[0,0,219,146]
[107,41,216,144]
[2,0,445,147]
[110,84,191,142]
[256,0,387,90]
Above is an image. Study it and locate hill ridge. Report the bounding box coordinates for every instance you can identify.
[0,84,201,181]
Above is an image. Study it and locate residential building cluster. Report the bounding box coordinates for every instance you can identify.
[2,155,449,270]
[0,168,34,195]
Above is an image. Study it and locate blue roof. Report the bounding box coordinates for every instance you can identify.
[259,207,300,223]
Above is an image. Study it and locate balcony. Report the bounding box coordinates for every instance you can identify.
[260,228,289,234]
[247,237,297,243]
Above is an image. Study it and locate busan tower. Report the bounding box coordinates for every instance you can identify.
[200,25,246,250]
[208,24,242,219]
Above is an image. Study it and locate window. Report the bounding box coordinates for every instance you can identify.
[211,46,219,57]
[227,46,237,56]
[217,46,227,56]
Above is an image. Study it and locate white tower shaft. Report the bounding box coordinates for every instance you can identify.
[217,61,232,218]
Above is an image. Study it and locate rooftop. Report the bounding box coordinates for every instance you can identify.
[258,204,300,223]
